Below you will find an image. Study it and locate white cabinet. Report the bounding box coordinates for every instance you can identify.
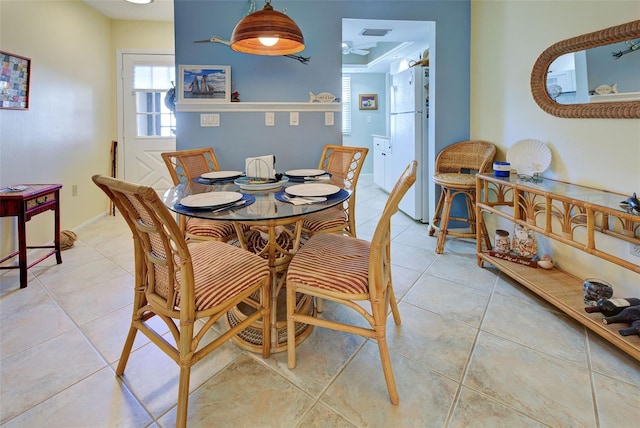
[373,150,387,189]
[373,135,393,191]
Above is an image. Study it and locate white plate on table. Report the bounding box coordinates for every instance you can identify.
[234,176,289,190]
[285,169,326,177]
[180,191,243,208]
[285,183,340,197]
[200,170,244,180]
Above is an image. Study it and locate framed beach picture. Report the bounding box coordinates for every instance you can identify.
[1,51,31,110]
[178,65,230,103]
[359,94,377,110]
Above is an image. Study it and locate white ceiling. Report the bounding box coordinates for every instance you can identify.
[341,18,431,73]
[81,2,430,73]
[82,0,174,22]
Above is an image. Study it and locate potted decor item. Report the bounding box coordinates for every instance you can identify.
[582,278,614,307]
[537,253,554,269]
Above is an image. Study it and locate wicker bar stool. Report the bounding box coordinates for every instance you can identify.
[428,140,496,254]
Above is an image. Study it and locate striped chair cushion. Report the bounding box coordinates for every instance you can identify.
[186,218,236,239]
[302,206,348,232]
[287,233,370,296]
[181,241,269,310]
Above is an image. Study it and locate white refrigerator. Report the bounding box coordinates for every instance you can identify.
[389,66,428,221]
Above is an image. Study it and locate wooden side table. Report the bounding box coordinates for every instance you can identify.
[0,184,63,288]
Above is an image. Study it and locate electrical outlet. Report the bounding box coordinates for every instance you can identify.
[290,112,299,126]
[631,243,640,258]
[324,112,334,126]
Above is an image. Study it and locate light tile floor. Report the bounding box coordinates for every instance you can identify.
[1,175,639,427]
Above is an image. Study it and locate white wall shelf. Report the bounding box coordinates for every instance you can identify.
[589,92,640,103]
[176,102,342,113]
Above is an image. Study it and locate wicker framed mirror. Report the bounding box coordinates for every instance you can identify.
[530,20,640,118]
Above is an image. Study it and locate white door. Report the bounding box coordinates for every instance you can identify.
[120,53,176,193]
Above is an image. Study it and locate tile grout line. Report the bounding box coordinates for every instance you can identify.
[584,328,602,428]
[442,265,499,427]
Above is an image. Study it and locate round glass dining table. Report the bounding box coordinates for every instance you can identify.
[162,178,352,353]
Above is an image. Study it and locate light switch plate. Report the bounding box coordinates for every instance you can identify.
[200,113,219,127]
[290,112,299,126]
[325,112,334,126]
[265,112,275,126]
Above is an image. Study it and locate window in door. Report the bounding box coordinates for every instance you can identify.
[133,64,176,137]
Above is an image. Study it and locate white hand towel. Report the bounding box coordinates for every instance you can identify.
[245,155,275,179]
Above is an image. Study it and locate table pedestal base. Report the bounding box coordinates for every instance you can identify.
[225,289,315,353]
[227,221,314,353]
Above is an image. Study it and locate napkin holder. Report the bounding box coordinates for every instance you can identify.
[245,155,276,180]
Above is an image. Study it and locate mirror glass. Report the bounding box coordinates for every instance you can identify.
[531,20,640,118]
[546,39,640,104]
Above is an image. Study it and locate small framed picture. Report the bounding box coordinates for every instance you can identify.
[1,51,31,110]
[359,94,377,110]
[178,65,230,103]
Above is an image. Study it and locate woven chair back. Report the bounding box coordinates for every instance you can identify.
[435,140,496,174]
[92,175,193,316]
[162,148,221,185]
[318,145,368,190]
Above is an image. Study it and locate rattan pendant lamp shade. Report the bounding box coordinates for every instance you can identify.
[230,0,305,56]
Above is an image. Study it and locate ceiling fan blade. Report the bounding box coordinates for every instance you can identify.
[352,42,378,50]
[351,49,370,55]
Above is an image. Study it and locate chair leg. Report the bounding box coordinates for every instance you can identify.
[465,193,476,233]
[377,337,399,404]
[261,278,271,359]
[175,366,191,428]
[316,297,323,313]
[429,189,445,237]
[435,188,453,254]
[388,285,401,325]
[115,326,138,375]
[286,284,297,369]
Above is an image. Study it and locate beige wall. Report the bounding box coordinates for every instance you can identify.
[0,1,173,257]
[471,1,640,295]
[111,20,175,50]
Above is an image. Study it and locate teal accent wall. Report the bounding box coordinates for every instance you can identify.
[174,0,470,174]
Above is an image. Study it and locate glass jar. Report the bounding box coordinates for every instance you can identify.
[494,229,510,253]
[512,224,538,258]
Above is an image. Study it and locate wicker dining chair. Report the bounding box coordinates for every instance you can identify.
[301,144,369,238]
[92,174,270,428]
[286,161,417,405]
[161,148,237,242]
[428,140,496,254]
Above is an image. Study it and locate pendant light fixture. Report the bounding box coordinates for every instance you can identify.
[230,0,305,56]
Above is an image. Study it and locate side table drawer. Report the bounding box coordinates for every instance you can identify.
[26,192,56,210]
